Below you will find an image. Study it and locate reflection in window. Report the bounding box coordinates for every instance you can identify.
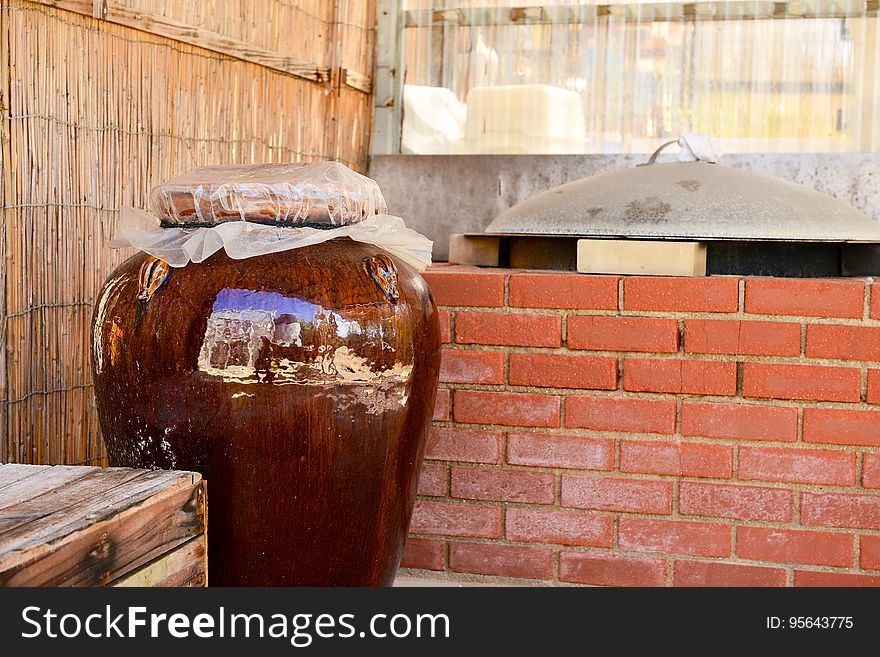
[399,1,880,153]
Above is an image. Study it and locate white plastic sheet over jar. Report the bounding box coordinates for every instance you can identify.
[151,161,387,227]
[112,209,433,271]
[111,161,433,271]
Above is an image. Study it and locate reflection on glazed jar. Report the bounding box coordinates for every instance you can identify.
[91,238,441,586]
[195,287,413,413]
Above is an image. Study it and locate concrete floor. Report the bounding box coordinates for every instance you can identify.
[393,569,549,587]
[393,575,485,587]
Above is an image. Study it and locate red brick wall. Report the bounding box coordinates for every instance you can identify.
[402,266,880,587]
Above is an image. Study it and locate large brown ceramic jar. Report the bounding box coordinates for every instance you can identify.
[91,165,441,585]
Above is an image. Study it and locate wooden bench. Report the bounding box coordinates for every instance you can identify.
[0,464,207,586]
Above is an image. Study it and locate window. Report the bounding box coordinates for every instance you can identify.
[377,0,880,154]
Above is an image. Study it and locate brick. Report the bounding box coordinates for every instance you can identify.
[559,551,667,587]
[620,440,733,479]
[439,349,505,384]
[455,311,562,347]
[508,353,617,390]
[438,310,451,343]
[561,474,672,514]
[425,428,502,464]
[864,454,880,489]
[417,464,447,496]
[736,527,853,567]
[409,501,501,538]
[400,538,444,570]
[624,276,739,312]
[624,359,736,396]
[566,396,676,435]
[506,432,614,471]
[738,446,855,486]
[618,518,731,557]
[745,278,864,318]
[673,561,787,587]
[794,571,880,587]
[679,482,793,522]
[860,535,880,570]
[803,409,880,447]
[454,391,561,428]
[742,363,861,402]
[868,370,880,404]
[422,269,506,307]
[806,324,880,361]
[506,508,614,547]
[681,402,798,442]
[433,389,450,421]
[873,284,880,319]
[449,542,553,580]
[509,273,618,310]
[685,319,800,357]
[568,316,678,353]
[451,467,555,504]
[801,492,880,530]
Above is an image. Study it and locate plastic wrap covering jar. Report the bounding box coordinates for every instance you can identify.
[91,163,441,586]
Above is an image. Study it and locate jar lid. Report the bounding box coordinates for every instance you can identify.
[150,161,387,228]
[486,160,880,243]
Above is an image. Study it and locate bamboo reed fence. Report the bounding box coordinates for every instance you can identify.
[0,0,376,465]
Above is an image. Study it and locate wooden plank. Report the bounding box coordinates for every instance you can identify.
[105,5,328,83]
[23,0,92,14]
[0,465,206,586]
[448,234,501,267]
[0,465,100,511]
[0,464,52,489]
[577,239,707,276]
[0,467,153,533]
[112,535,206,587]
[27,0,372,93]
[0,468,198,547]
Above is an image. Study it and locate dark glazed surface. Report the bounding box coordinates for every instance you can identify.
[91,238,441,586]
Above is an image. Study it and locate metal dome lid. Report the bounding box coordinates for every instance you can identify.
[486,158,880,244]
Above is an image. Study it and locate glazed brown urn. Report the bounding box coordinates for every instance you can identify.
[91,165,441,586]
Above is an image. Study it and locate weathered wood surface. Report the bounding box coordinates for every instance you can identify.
[112,535,207,587]
[0,464,206,586]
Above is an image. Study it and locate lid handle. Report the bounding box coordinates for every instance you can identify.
[642,134,722,166]
[641,139,680,166]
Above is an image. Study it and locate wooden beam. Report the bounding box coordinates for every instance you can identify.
[27,0,372,93]
[24,0,93,14]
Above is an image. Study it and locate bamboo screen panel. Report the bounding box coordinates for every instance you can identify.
[0,0,375,465]
[399,0,880,154]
